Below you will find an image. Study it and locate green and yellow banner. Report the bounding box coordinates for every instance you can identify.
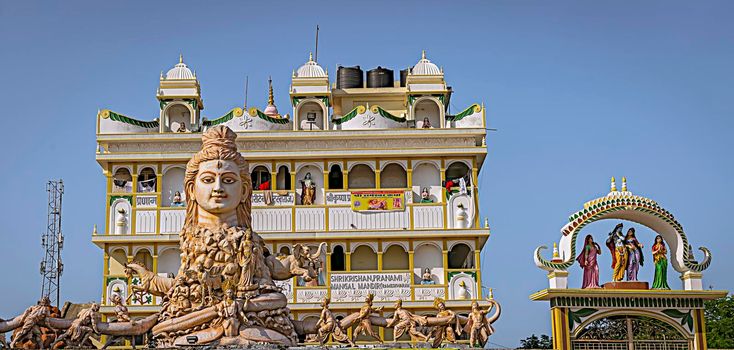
[351,190,405,212]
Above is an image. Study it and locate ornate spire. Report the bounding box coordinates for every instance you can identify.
[267,76,274,106]
[611,176,617,192]
[179,53,183,64]
[422,50,426,59]
[309,51,314,62]
[552,242,559,259]
[621,176,627,192]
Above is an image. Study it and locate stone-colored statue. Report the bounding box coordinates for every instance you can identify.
[462,298,501,348]
[386,299,428,343]
[457,280,471,299]
[300,172,316,205]
[352,293,384,344]
[213,286,248,337]
[124,261,174,299]
[315,297,354,346]
[10,297,51,349]
[266,243,325,282]
[111,294,131,323]
[149,126,298,347]
[430,298,459,348]
[52,303,101,348]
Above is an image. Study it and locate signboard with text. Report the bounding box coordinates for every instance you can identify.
[350,190,405,212]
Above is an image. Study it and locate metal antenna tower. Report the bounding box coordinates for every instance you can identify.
[40,179,64,307]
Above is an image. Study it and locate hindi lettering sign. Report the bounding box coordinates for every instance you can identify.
[325,192,351,205]
[330,272,411,302]
[136,195,157,208]
[252,192,295,206]
[351,190,405,212]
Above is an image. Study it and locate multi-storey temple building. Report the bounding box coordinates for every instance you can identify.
[93,52,490,342]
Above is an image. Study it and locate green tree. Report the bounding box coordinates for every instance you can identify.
[519,334,552,349]
[705,295,734,349]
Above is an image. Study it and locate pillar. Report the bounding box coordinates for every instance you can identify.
[551,307,571,350]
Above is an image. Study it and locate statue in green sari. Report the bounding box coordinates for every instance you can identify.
[651,235,671,289]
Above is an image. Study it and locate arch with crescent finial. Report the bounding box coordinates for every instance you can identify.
[534,180,711,279]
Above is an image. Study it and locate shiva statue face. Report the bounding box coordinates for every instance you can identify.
[194,160,243,216]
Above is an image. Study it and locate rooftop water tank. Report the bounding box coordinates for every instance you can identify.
[336,66,363,89]
[399,68,410,87]
[366,66,394,88]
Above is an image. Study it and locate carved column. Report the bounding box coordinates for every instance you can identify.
[408,250,415,301]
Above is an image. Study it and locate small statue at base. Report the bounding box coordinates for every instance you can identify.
[315,297,354,346]
[352,293,383,344]
[111,294,131,323]
[463,299,497,348]
[430,298,459,348]
[386,299,428,343]
[52,303,101,348]
[10,297,51,349]
[213,287,248,337]
[300,172,316,205]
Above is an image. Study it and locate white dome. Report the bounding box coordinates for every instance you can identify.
[411,50,441,75]
[295,53,326,78]
[165,55,195,80]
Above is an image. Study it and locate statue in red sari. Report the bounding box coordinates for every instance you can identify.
[576,234,601,288]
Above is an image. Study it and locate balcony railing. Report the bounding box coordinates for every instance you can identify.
[106,188,480,235]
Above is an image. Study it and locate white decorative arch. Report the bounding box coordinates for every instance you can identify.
[112,165,133,175]
[380,161,408,171]
[383,241,409,252]
[445,159,472,170]
[249,163,273,173]
[136,164,157,176]
[132,245,154,257]
[162,101,195,131]
[350,242,377,253]
[347,161,376,172]
[295,162,323,173]
[161,164,185,174]
[414,241,442,251]
[108,246,128,256]
[448,240,474,251]
[534,182,712,290]
[157,245,179,255]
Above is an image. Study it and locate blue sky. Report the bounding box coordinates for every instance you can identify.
[1,1,733,347]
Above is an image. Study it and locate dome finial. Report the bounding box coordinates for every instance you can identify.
[611,176,617,192]
[179,53,183,64]
[267,76,274,106]
[422,50,426,59]
[622,176,627,192]
[309,52,313,61]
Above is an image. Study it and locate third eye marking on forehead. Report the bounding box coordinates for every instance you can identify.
[217,160,222,169]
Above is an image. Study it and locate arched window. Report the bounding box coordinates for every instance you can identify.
[112,168,132,193]
[251,166,271,190]
[445,162,471,186]
[383,245,409,270]
[414,99,441,129]
[328,164,344,189]
[133,250,154,271]
[412,162,440,202]
[380,164,407,189]
[276,165,291,190]
[108,249,128,275]
[162,167,185,207]
[158,248,181,277]
[414,243,443,284]
[352,245,377,271]
[331,245,345,271]
[574,315,688,350]
[348,164,375,189]
[279,246,291,257]
[297,101,325,130]
[296,165,323,204]
[137,167,157,193]
[448,243,473,269]
[165,104,190,132]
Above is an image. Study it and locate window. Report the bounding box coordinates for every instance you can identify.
[331,245,345,271]
[137,167,156,193]
[276,166,291,190]
[113,168,132,193]
[251,166,270,190]
[347,164,375,189]
[328,164,343,189]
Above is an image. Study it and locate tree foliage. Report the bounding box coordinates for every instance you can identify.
[705,295,734,349]
[519,334,552,349]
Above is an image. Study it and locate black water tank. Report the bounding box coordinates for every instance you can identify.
[367,66,394,88]
[399,68,410,87]
[337,66,363,89]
